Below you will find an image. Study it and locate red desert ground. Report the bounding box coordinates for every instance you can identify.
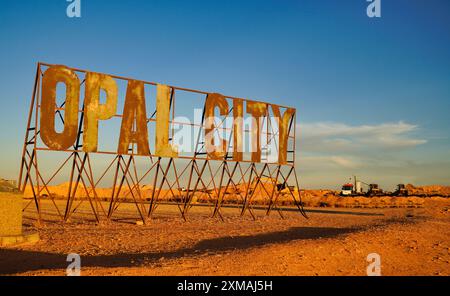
[0,181,449,276]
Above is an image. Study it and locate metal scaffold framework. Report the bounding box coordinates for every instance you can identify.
[18,62,307,224]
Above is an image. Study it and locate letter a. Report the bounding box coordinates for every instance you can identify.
[66,0,81,18]
[367,0,381,18]
[117,80,150,156]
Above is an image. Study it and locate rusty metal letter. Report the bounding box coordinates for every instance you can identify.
[40,65,80,150]
[117,80,150,155]
[233,99,244,161]
[272,105,295,164]
[246,101,267,163]
[205,93,228,160]
[83,72,118,152]
[155,84,178,158]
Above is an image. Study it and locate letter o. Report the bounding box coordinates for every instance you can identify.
[40,65,80,150]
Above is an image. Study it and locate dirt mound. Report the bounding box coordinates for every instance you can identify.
[22,182,449,209]
[0,179,18,193]
[406,184,450,196]
[23,184,157,200]
[299,194,429,208]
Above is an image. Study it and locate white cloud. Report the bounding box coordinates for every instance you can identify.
[294,121,431,188]
[296,121,450,190]
[298,121,427,152]
[300,156,362,169]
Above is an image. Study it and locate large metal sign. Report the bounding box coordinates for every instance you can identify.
[18,63,305,223]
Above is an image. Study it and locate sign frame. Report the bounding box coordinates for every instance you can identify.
[18,62,306,223]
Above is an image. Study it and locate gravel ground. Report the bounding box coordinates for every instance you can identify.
[0,199,449,276]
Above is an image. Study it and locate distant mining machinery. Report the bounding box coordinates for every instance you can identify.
[339,176,449,197]
[340,176,378,197]
[340,176,409,197]
[391,184,409,197]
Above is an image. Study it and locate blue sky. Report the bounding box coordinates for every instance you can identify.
[0,0,449,189]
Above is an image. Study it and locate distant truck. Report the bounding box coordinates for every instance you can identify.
[340,183,354,196]
[340,182,384,197]
[340,180,363,196]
